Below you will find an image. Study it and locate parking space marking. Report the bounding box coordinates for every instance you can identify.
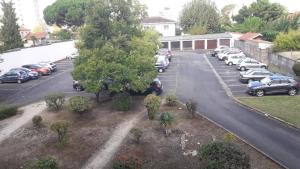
[228,84,247,87]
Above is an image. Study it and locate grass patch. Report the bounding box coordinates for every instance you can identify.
[0,105,18,120]
[239,96,300,128]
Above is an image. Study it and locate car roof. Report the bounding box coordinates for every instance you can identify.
[269,75,293,80]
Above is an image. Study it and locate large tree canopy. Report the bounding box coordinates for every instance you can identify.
[73,0,157,102]
[43,0,89,27]
[179,0,220,34]
[233,0,286,24]
[0,0,23,50]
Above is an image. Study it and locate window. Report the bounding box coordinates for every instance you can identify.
[164,25,169,30]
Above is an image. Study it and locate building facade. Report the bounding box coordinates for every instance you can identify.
[142,16,176,37]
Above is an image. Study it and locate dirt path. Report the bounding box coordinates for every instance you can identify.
[82,113,144,169]
[0,101,46,143]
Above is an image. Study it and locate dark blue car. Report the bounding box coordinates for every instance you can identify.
[0,70,30,84]
[247,75,299,97]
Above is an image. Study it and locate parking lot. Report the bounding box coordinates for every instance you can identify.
[0,59,74,105]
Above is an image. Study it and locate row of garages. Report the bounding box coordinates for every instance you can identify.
[160,33,234,51]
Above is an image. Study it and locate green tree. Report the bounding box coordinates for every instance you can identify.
[220,4,235,31]
[274,28,300,51]
[179,0,220,34]
[0,0,23,50]
[232,17,264,33]
[52,29,72,40]
[43,0,89,27]
[233,0,286,24]
[73,0,157,102]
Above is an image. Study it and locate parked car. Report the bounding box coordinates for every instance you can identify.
[155,55,169,72]
[0,70,30,84]
[39,61,57,72]
[10,68,39,79]
[211,46,229,57]
[247,75,299,96]
[22,64,51,75]
[157,49,173,61]
[224,53,246,65]
[67,52,79,59]
[217,49,242,61]
[73,78,163,95]
[239,69,273,83]
[236,58,267,71]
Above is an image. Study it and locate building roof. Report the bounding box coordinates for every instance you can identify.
[160,33,232,41]
[25,32,47,40]
[239,32,262,41]
[19,26,30,32]
[142,16,176,24]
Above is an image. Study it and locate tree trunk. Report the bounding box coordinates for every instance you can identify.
[95,92,100,103]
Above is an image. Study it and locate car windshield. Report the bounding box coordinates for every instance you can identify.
[261,78,271,84]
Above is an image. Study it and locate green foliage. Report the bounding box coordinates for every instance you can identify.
[144,94,161,120]
[274,28,300,51]
[292,63,300,76]
[51,29,72,40]
[186,100,197,118]
[50,120,70,146]
[112,93,132,111]
[187,24,207,35]
[32,115,43,127]
[130,128,143,144]
[0,1,23,50]
[233,0,286,24]
[113,155,142,169]
[165,94,177,107]
[67,96,92,114]
[43,0,89,27]
[179,0,220,33]
[232,17,264,33]
[0,105,18,120]
[220,4,235,31]
[160,112,174,128]
[26,157,58,169]
[199,141,250,169]
[73,0,157,102]
[223,132,236,142]
[45,93,65,111]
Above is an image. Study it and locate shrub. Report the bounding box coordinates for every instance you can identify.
[32,115,43,127]
[113,155,142,169]
[144,94,161,120]
[112,93,132,111]
[165,94,177,106]
[160,112,174,135]
[223,132,236,142]
[50,120,70,146]
[186,100,197,118]
[45,93,65,111]
[274,28,300,51]
[292,63,300,76]
[199,141,250,169]
[0,105,18,120]
[26,157,58,169]
[130,128,143,144]
[67,96,92,114]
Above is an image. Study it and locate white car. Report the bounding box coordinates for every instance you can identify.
[38,61,57,72]
[155,55,169,72]
[237,58,268,71]
[224,54,247,66]
[214,45,229,52]
[217,48,241,60]
[66,52,79,59]
[0,56,3,63]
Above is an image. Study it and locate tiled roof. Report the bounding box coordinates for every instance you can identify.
[142,16,176,24]
[160,33,232,41]
[239,32,262,41]
[25,32,48,40]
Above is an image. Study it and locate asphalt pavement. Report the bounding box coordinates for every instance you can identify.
[168,51,300,169]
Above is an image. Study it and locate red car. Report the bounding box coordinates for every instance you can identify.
[22,64,51,76]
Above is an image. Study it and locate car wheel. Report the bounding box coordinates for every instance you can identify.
[288,88,297,96]
[228,62,233,66]
[75,86,81,92]
[256,90,264,97]
[38,72,42,76]
[261,66,267,69]
[17,79,22,84]
[240,67,246,71]
[158,69,164,73]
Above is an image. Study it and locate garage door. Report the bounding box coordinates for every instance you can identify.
[207,40,217,49]
[161,42,168,49]
[220,39,230,46]
[195,40,205,49]
[183,41,192,50]
[171,41,180,50]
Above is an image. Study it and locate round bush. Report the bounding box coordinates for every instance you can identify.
[165,94,177,106]
[44,92,65,111]
[50,120,70,146]
[112,93,132,111]
[32,115,43,127]
[68,96,92,114]
[144,94,161,120]
[292,63,300,76]
[199,141,250,169]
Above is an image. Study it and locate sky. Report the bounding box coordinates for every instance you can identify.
[15,0,300,29]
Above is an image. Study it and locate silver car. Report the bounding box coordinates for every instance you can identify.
[236,58,267,71]
[239,69,273,83]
